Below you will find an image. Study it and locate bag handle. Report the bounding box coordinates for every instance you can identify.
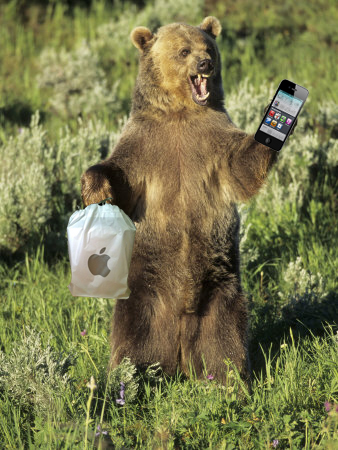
[98,197,114,205]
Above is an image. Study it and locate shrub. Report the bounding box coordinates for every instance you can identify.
[105,358,162,406]
[280,256,326,299]
[0,111,123,256]
[226,78,275,134]
[0,327,76,416]
[326,138,338,167]
[318,101,338,136]
[139,0,204,29]
[55,116,123,202]
[37,42,119,119]
[0,112,54,254]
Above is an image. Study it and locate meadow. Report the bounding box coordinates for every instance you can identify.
[0,0,337,448]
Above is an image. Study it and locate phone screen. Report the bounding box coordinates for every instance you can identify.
[259,90,304,142]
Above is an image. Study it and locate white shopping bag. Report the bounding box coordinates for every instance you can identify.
[67,200,136,299]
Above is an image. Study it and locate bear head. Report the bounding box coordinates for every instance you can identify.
[131,17,224,112]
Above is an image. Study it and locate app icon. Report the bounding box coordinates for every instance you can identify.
[271,120,278,127]
[280,116,286,123]
[269,110,275,117]
[274,100,280,106]
[276,123,283,130]
[274,113,281,120]
[286,118,293,125]
[265,117,272,125]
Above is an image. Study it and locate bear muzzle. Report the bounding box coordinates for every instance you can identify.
[188,59,214,106]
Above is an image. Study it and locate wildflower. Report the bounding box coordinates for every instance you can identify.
[86,376,97,391]
[80,329,87,336]
[95,424,108,437]
[280,343,288,349]
[272,439,279,448]
[207,374,214,380]
[116,381,125,405]
[324,401,331,412]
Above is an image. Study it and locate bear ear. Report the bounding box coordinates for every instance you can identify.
[130,27,154,52]
[199,16,222,39]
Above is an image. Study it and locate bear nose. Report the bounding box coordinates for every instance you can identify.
[197,59,214,74]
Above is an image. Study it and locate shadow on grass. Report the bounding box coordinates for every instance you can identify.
[249,290,338,374]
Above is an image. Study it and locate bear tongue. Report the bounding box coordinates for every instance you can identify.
[194,76,208,97]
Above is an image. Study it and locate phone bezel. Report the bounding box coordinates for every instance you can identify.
[254,79,309,151]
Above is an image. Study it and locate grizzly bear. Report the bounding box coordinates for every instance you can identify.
[81,17,278,382]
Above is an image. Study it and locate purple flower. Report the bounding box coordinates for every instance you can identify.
[95,424,108,437]
[324,401,331,412]
[207,374,214,380]
[80,329,87,336]
[272,439,279,448]
[116,381,125,406]
[336,404,338,413]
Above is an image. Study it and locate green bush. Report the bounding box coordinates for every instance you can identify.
[0,327,75,416]
[0,112,54,254]
[0,112,122,255]
[55,116,123,201]
[38,42,119,119]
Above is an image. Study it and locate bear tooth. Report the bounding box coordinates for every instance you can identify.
[198,92,210,101]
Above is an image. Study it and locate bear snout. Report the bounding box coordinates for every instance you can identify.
[197,58,214,75]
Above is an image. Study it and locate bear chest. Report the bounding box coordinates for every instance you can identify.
[143,132,222,208]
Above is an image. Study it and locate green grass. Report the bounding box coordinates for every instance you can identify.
[0,252,337,448]
[0,0,337,448]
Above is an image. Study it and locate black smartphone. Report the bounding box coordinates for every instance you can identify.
[254,79,309,151]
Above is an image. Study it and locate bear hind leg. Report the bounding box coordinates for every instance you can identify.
[179,290,250,384]
[110,291,181,376]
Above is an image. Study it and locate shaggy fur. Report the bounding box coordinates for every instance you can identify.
[81,17,278,382]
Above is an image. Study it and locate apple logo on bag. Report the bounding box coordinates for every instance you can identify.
[88,247,111,277]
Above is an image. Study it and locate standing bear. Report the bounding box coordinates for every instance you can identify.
[81,17,278,382]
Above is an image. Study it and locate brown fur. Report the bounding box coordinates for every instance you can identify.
[81,17,278,382]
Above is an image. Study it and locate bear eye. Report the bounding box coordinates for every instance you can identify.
[180,48,191,57]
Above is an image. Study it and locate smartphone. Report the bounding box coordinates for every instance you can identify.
[255,79,309,151]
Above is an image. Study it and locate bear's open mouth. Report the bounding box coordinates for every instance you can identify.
[189,74,210,106]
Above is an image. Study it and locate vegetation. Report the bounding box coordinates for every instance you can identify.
[0,0,337,447]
